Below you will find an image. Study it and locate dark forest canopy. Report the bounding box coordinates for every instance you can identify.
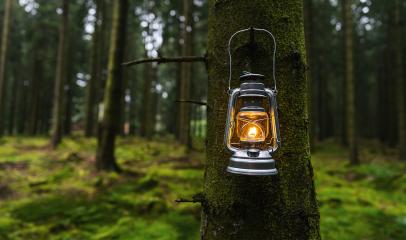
[0,0,403,152]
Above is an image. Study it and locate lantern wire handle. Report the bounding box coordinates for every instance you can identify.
[227,27,277,94]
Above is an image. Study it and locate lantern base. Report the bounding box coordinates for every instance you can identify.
[227,150,278,176]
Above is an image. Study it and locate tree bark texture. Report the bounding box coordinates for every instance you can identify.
[342,0,359,164]
[51,0,69,148]
[201,1,320,239]
[96,0,128,171]
[304,0,318,148]
[0,0,12,135]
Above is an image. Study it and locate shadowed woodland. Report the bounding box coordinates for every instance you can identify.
[0,0,405,239]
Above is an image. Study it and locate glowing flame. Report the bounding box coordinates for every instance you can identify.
[248,126,258,138]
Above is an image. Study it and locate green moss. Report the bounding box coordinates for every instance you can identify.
[0,137,405,239]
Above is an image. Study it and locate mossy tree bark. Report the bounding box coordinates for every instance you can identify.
[96,0,128,171]
[394,0,406,161]
[304,0,318,149]
[0,0,12,135]
[51,0,69,148]
[201,1,320,239]
[84,0,104,137]
[342,0,359,165]
[177,0,193,146]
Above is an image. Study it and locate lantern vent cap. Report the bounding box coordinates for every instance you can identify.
[240,71,265,82]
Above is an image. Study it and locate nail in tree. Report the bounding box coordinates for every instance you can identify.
[96,0,128,171]
[201,1,320,239]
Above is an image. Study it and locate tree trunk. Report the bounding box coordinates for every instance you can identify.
[84,0,104,137]
[177,0,193,145]
[96,0,128,171]
[304,0,318,149]
[0,0,12,135]
[8,67,18,134]
[342,0,358,165]
[201,1,320,239]
[394,0,406,161]
[50,0,69,148]
[26,52,41,135]
[140,60,153,138]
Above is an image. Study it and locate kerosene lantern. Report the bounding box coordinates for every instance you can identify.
[224,28,280,176]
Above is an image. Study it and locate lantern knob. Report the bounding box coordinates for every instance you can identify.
[240,72,265,82]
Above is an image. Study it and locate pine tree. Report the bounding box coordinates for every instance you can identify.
[84,0,104,137]
[0,0,12,135]
[342,0,359,164]
[96,0,128,171]
[394,0,406,161]
[50,0,69,148]
[177,0,193,146]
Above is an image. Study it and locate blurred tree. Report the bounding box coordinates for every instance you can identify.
[342,0,359,164]
[201,0,320,239]
[84,0,104,137]
[51,0,69,148]
[0,0,12,135]
[177,0,193,146]
[140,57,153,138]
[394,0,406,161]
[96,0,128,171]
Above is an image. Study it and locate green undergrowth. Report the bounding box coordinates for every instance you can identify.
[0,136,201,240]
[313,140,406,240]
[0,137,405,239]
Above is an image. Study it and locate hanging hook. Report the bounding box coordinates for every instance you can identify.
[227,27,277,93]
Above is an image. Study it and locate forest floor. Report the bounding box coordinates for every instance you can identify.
[0,136,405,240]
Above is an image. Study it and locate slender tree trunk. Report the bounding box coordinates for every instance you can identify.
[201,1,320,239]
[177,0,193,145]
[51,0,69,148]
[8,69,18,134]
[27,54,41,135]
[128,74,137,135]
[64,62,73,135]
[96,0,128,171]
[0,0,12,135]
[84,0,104,137]
[394,0,406,161]
[342,0,358,165]
[140,60,153,138]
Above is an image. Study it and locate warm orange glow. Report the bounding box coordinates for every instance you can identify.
[248,126,258,138]
[236,111,269,142]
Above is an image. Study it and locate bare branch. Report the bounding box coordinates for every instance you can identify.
[175,100,207,106]
[122,56,206,67]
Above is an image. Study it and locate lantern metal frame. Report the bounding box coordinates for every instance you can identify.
[224,27,281,176]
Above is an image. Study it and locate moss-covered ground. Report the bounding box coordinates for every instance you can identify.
[0,137,405,239]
